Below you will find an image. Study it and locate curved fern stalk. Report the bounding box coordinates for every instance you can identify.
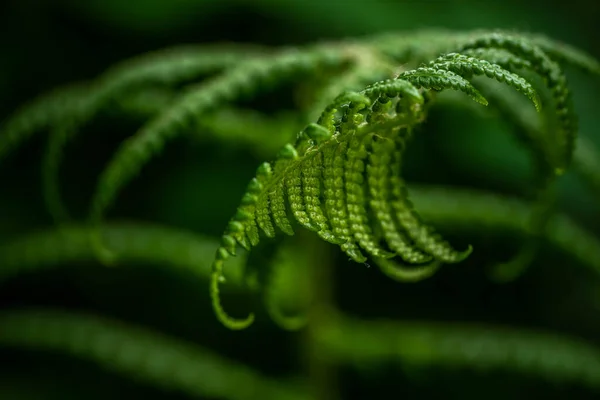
[0,222,248,288]
[210,54,549,329]
[86,44,361,263]
[0,308,309,400]
[0,44,267,165]
[319,314,600,390]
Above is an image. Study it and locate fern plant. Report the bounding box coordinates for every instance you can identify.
[202,31,599,329]
[1,27,600,399]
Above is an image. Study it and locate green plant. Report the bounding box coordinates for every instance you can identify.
[1,28,600,398]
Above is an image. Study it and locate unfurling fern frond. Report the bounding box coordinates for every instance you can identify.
[209,41,567,329]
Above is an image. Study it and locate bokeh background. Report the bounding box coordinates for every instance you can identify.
[1,0,599,399]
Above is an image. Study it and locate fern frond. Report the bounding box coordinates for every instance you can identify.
[0,44,267,164]
[107,86,299,157]
[209,49,561,328]
[374,30,594,173]
[0,222,247,287]
[41,103,298,223]
[427,52,541,110]
[320,315,600,390]
[87,45,359,263]
[425,33,594,281]
[1,44,268,223]
[0,84,88,162]
[0,308,308,400]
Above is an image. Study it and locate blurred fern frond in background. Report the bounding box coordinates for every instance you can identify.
[1,0,600,399]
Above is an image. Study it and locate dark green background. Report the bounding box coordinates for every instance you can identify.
[0,0,599,398]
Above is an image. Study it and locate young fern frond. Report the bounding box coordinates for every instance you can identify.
[2,29,597,334]
[83,30,589,251]
[1,27,600,399]
[210,48,556,329]
[378,30,598,282]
